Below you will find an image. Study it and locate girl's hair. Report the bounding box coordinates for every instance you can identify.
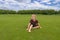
[31,14,36,20]
[32,14,36,16]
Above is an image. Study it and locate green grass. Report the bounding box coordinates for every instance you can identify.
[0,14,60,40]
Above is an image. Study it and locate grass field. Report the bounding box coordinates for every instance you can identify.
[0,14,60,40]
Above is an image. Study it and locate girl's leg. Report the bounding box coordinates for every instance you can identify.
[28,25,33,32]
[33,26,40,29]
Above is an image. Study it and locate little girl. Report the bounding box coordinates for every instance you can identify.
[27,14,41,32]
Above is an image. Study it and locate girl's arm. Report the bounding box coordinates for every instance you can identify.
[27,23,31,30]
[38,23,42,28]
[28,23,31,28]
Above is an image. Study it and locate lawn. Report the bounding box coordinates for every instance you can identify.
[0,14,60,40]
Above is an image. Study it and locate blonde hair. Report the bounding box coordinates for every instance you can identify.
[32,14,36,17]
[31,14,36,20]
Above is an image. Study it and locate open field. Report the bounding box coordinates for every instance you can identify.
[0,14,60,40]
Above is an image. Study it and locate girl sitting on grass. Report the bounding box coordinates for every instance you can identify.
[27,14,42,32]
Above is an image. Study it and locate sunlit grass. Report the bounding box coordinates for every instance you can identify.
[0,14,60,40]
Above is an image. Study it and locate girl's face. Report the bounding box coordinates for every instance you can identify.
[31,14,36,20]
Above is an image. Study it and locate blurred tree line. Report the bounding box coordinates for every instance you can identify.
[0,10,60,15]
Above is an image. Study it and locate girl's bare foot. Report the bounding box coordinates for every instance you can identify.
[28,30,31,32]
[40,27,42,28]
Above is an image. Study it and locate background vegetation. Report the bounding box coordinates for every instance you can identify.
[0,10,60,15]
